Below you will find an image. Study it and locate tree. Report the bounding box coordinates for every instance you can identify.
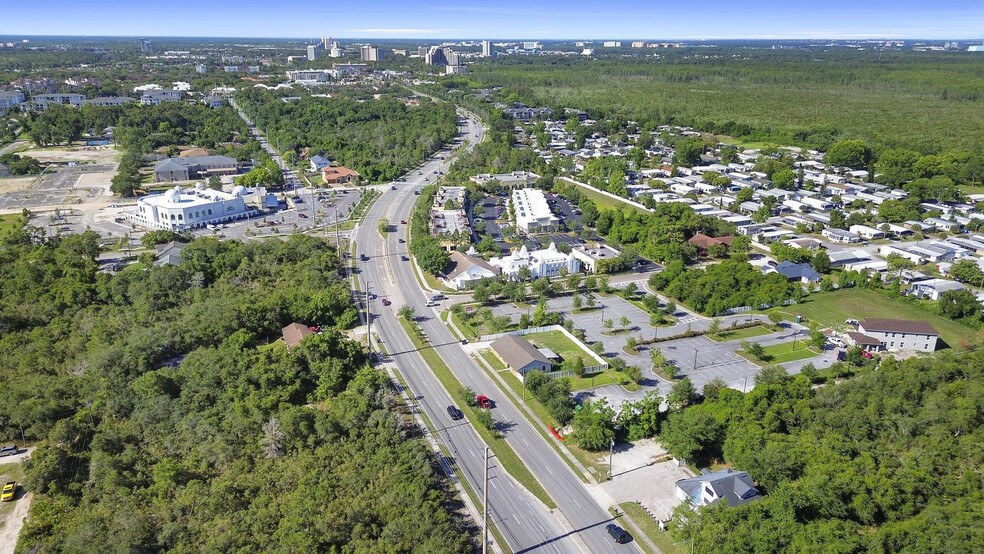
[524,370,548,395]
[937,288,981,320]
[949,259,984,286]
[619,315,631,331]
[768,312,783,328]
[260,418,285,459]
[755,364,791,386]
[660,409,723,464]
[532,299,549,326]
[876,148,921,187]
[702,377,728,399]
[668,378,697,410]
[530,277,550,299]
[807,324,827,350]
[207,175,223,190]
[572,294,583,311]
[772,168,796,190]
[397,304,416,321]
[566,272,582,292]
[707,318,722,336]
[572,399,615,451]
[377,218,390,235]
[604,318,615,333]
[672,138,704,167]
[741,340,767,361]
[812,250,831,274]
[825,139,872,169]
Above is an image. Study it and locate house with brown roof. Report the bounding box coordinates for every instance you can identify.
[689,233,733,255]
[490,335,552,377]
[282,322,314,348]
[322,166,360,185]
[856,319,939,352]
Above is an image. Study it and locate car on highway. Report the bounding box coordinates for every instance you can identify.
[401,255,409,261]
[400,220,407,225]
[381,298,391,306]
[475,395,493,409]
[298,213,308,218]
[426,301,439,307]
[0,445,17,457]
[414,190,421,195]
[398,238,405,243]
[391,185,397,190]
[2,481,15,502]
[446,405,464,421]
[606,523,631,544]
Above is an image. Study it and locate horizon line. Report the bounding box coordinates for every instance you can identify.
[0,33,981,42]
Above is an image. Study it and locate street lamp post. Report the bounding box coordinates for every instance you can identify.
[608,438,615,480]
[693,348,698,371]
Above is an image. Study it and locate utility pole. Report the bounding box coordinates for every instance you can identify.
[483,447,490,554]
[333,202,341,267]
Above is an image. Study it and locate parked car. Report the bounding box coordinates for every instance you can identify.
[426,301,439,307]
[0,445,17,457]
[1,481,15,502]
[606,524,631,544]
[475,395,493,409]
[298,213,308,218]
[446,405,464,421]
[828,337,846,348]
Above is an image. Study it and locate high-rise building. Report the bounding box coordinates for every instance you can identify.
[360,45,382,62]
[140,38,154,54]
[425,46,449,66]
[329,46,342,58]
[522,41,540,50]
[307,45,319,61]
[321,36,333,49]
[195,64,208,74]
[481,40,494,58]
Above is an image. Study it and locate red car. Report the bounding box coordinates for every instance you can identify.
[381,298,391,306]
[400,220,407,225]
[475,395,493,409]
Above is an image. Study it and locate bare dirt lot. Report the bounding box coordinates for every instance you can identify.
[0,146,119,214]
[21,144,119,164]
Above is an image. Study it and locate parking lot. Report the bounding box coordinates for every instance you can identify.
[0,164,116,210]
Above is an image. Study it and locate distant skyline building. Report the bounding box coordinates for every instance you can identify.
[360,44,383,62]
[522,41,540,50]
[140,38,153,54]
[321,36,332,49]
[195,64,208,73]
[481,40,494,58]
[424,46,449,66]
[329,46,342,58]
[307,44,318,61]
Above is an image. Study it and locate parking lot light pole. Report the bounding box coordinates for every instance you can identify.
[608,438,615,480]
[693,348,698,371]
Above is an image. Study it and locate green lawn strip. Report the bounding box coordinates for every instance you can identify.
[564,179,649,214]
[618,502,688,554]
[0,214,27,239]
[449,310,484,340]
[389,369,509,552]
[474,351,599,483]
[569,370,623,391]
[738,340,820,366]
[477,349,507,372]
[770,288,972,350]
[959,185,984,195]
[397,318,557,510]
[708,324,773,342]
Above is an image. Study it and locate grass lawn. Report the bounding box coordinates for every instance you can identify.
[959,185,984,195]
[771,288,974,350]
[397,318,556,509]
[569,370,623,391]
[618,502,688,554]
[477,349,507,371]
[740,340,820,365]
[563,178,649,215]
[0,214,26,240]
[708,324,773,342]
[525,330,596,366]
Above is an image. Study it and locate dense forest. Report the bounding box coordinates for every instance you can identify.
[665,351,984,553]
[466,50,984,154]
[0,230,472,552]
[235,88,459,182]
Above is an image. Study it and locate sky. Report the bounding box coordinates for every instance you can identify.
[2,1,983,40]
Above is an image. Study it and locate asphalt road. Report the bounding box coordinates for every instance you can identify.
[355,110,641,553]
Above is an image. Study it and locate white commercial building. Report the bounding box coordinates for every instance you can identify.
[490,243,579,280]
[511,188,559,234]
[127,184,254,231]
[856,319,939,352]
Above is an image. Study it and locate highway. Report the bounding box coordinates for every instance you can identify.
[354,110,642,553]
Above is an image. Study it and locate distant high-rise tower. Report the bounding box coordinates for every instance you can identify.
[425,46,449,66]
[321,36,332,49]
[481,40,494,58]
[360,45,382,62]
[307,45,319,61]
[140,38,153,54]
[195,64,208,74]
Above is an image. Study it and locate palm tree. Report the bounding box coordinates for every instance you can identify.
[398,304,416,321]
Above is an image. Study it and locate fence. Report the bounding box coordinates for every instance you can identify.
[720,298,796,316]
[558,177,652,213]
